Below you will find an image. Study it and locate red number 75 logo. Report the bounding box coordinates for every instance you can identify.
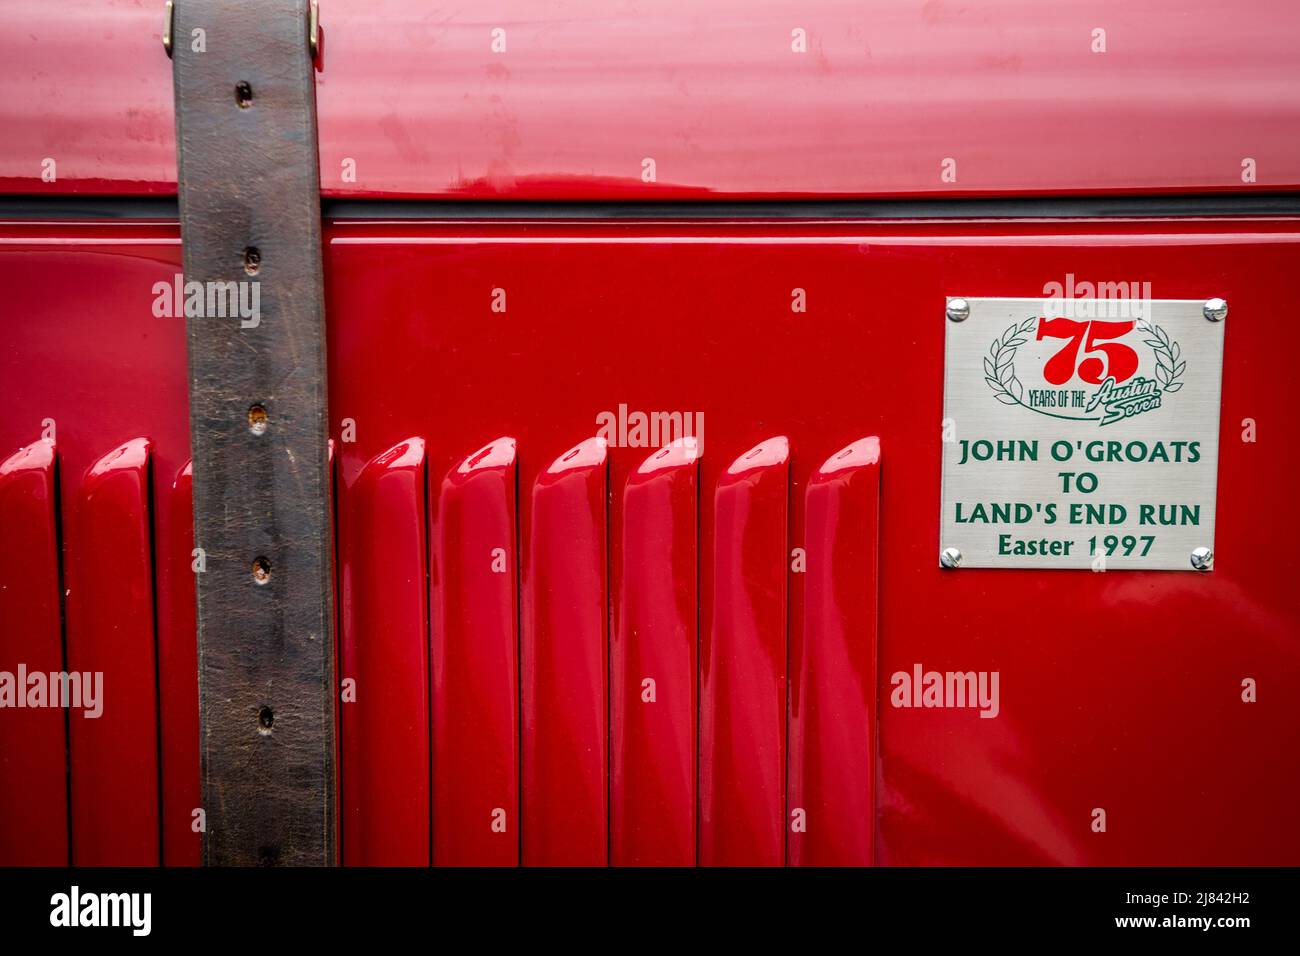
[1036,317,1139,385]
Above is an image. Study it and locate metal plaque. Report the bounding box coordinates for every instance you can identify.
[940,297,1225,570]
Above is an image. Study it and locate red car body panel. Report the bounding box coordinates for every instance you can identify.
[3,0,1300,199]
[613,441,700,866]
[431,439,520,866]
[2,217,1297,865]
[339,439,431,866]
[65,438,158,865]
[523,438,609,867]
[0,440,67,866]
[157,461,201,866]
[701,437,790,866]
[790,437,880,867]
[1,1,1298,868]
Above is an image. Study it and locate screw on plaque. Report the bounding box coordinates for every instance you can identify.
[940,547,963,568]
[946,298,970,322]
[1190,547,1214,571]
[1203,298,1228,322]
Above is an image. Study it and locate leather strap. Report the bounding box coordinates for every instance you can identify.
[171,0,336,866]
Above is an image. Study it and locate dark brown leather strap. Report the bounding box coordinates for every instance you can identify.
[171,0,336,866]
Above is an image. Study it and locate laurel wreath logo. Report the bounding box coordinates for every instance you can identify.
[983,317,1038,406]
[1135,319,1185,393]
[985,316,1186,405]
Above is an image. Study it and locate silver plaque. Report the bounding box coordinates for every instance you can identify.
[940,297,1225,570]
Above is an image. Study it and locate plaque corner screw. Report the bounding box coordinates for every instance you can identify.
[1190,546,1214,571]
[946,297,970,322]
[1203,297,1228,322]
[940,546,963,569]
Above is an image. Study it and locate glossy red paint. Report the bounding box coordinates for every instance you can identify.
[65,438,159,866]
[701,438,790,866]
[339,439,430,865]
[612,440,700,867]
[5,0,1300,199]
[323,218,1300,865]
[431,438,520,866]
[0,439,68,866]
[522,438,609,866]
[157,460,200,867]
[789,437,880,867]
[2,217,1299,865]
[0,223,191,865]
[327,439,342,867]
